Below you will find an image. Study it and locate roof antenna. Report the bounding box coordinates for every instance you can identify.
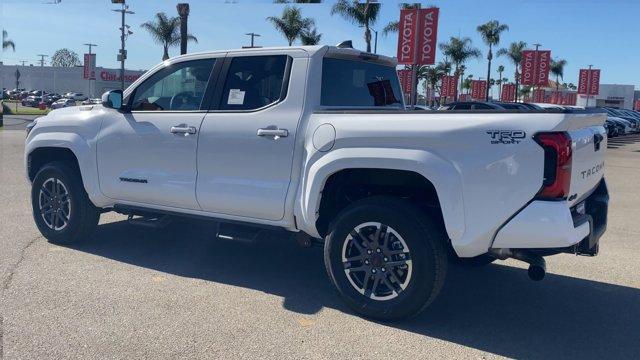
[336,40,353,49]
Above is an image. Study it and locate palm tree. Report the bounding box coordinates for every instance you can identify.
[550,58,567,92]
[267,6,315,46]
[141,12,197,60]
[300,27,322,45]
[497,41,527,101]
[476,20,509,100]
[496,64,505,99]
[520,85,532,101]
[463,74,473,94]
[2,30,15,51]
[381,3,421,36]
[421,65,446,107]
[331,0,381,53]
[439,36,481,100]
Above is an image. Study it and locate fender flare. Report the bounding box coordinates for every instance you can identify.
[294,147,465,241]
[25,132,100,201]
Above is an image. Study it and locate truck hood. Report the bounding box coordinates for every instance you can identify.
[28,105,107,141]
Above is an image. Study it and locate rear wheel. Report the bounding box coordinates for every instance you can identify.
[324,197,448,321]
[31,162,100,244]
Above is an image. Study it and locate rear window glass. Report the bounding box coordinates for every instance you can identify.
[321,58,403,108]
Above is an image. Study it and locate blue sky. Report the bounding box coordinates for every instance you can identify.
[2,0,639,90]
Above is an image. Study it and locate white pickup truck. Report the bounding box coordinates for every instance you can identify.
[25,45,608,320]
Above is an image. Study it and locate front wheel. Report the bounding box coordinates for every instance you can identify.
[31,162,100,244]
[324,197,448,321]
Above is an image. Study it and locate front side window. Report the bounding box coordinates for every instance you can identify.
[219,55,288,111]
[130,59,215,111]
[321,57,403,108]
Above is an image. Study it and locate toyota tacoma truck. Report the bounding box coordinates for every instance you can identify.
[25,45,608,320]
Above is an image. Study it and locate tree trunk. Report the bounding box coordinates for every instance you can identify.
[364,26,372,53]
[163,45,169,61]
[497,70,503,100]
[177,3,190,55]
[514,67,520,102]
[485,44,492,101]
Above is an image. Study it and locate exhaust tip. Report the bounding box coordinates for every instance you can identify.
[528,265,546,281]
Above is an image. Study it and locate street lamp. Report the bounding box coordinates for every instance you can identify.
[244,33,261,48]
[112,0,134,91]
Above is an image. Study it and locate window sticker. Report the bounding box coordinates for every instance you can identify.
[228,89,245,105]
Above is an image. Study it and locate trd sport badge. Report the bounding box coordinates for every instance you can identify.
[487,130,526,144]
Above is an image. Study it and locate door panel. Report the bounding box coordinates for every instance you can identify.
[196,55,306,220]
[97,112,205,209]
[97,58,219,210]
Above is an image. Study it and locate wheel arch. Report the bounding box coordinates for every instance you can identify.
[295,148,465,241]
[25,132,99,201]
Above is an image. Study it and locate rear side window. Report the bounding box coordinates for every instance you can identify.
[219,55,289,111]
[321,58,403,108]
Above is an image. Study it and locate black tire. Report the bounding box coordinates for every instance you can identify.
[31,161,100,244]
[453,253,497,267]
[324,197,448,321]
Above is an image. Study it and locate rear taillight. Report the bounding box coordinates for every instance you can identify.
[534,132,572,200]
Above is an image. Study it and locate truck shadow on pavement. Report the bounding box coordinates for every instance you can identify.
[68,218,640,359]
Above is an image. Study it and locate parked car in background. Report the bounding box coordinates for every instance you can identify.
[50,99,76,109]
[65,92,88,101]
[81,98,102,105]
[598,108,639,133]
[21,96,42,107]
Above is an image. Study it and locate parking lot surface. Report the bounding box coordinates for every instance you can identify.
[1,130,639,359]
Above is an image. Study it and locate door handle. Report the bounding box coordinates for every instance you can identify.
[170,124,197,135]
[257,128,288,139]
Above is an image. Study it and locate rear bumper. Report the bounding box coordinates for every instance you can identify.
[491,179,608,255]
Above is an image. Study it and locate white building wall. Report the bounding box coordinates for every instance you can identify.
[1,64,145,97]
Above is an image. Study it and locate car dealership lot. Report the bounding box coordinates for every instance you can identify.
[1,130,639,359]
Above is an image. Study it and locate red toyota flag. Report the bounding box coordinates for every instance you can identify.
[397,9,418,64]
[397,69,412,93]
[535,50,551,86]
[415,8,439,65]
[578,69,590,95]
[441,75,457,98]
[635,100,640,111]
[589,69,601,95]
[471,80,487,100]
[533,88,545,103]
[520,50,536,86]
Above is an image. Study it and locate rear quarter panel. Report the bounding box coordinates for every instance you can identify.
[296,111,602,257]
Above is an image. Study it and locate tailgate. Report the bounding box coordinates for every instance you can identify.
[567,122,607,206]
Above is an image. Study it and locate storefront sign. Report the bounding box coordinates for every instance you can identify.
[100,70,141,83]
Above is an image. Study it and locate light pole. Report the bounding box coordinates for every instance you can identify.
[112,0,134,91]
[84,43,97,97]
[37,54,48,67]
[244,33,261,48]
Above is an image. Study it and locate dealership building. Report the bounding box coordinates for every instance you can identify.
[576,84,636,109]
[0,63,146,97]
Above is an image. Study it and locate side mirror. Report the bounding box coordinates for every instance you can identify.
[101,90,124,110]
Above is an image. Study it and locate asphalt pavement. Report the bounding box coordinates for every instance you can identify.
[1,130,639,359]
